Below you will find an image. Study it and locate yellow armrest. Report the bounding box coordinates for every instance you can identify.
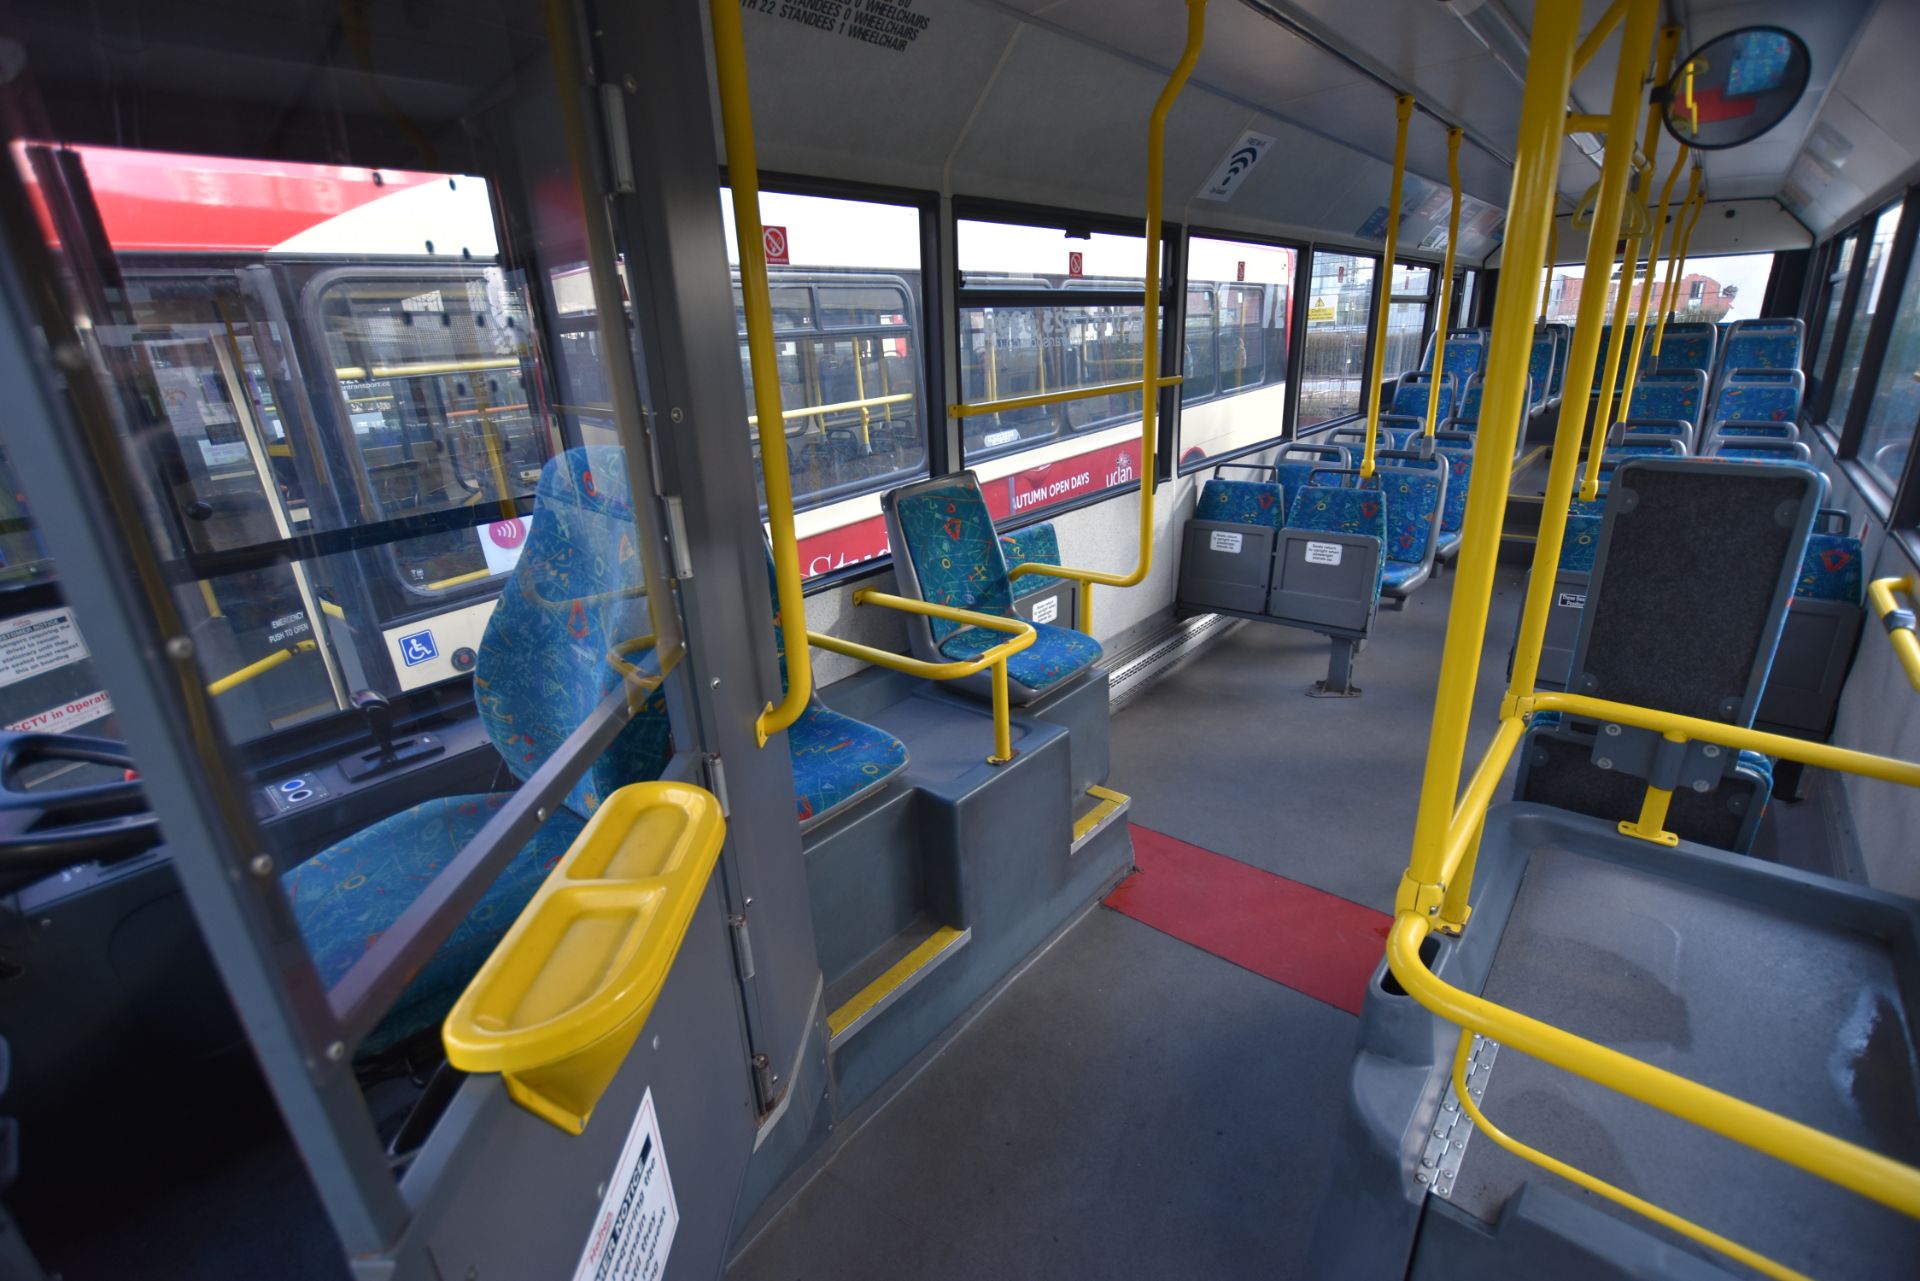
[442,780,726,1134]
[1869,575,1920,695]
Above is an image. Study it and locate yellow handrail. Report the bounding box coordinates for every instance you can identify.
[1424,127,1464,438]
[1867,576,1920,693]
[1445,1030,1812,1281]
[807,592,1035,765]
[1361,94,1415,480]
[749,391,914,427]
[1504,0,1659,704]
[333,358,522,382]
[999,0,1209,638]
[949,375,1181,420]
[1613,143,1690,427]
[1581,25,1680,500]
[1649,175,1704,357]
[206,639,319,696]
[1571,0,1627,76]
[711,0,814,748]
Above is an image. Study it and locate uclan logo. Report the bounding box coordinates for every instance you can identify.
[1105,451,1136,488]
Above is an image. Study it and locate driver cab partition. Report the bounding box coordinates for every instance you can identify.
[0,2,822,1277]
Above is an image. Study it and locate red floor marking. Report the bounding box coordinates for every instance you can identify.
[1104,824,1392,1016]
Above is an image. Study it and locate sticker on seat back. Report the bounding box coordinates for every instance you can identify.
[1209,530,1243,554]
[573,1088,678,1281]
[1032,595,1059,625]
[1305,541,1342,566]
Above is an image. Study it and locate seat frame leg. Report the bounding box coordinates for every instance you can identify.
[1308,635,1363,698]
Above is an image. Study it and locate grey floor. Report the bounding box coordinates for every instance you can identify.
[728,564,1535,1280]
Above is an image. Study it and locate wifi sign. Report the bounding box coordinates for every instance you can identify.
[1199,130,1275,203]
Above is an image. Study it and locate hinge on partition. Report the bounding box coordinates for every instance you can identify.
[729,912,756,980]
[597,83,636,194]
[703,753,730,817]
[750,1051,775,1103]
[664,495,695,579]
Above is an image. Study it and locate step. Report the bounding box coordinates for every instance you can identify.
[1071,784,1130,856]
[825,918,972,1050]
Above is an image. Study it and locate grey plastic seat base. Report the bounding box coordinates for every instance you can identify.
[1755,597,1866,739]
[1179,518,1279,616]
[1309,802,1920,1281]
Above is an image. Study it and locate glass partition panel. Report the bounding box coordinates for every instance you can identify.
[1178,234,1293,468]
[1299,251,1375,427]
[1829,203,1903,427]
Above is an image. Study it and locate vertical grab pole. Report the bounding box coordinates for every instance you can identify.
[712,0,815,746]
[1362,94,1415,479]
[1397,5,1579,910]
[1650,174,1704,357]
[1616,144,1690,422]
[1581,25,1679,499]
[1425,127,1464,438]
[1504,0,1660,702]
[1540,215,1560,322]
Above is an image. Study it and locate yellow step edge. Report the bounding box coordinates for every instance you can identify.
[827,924,970,1046]
[1073,784,1131,845]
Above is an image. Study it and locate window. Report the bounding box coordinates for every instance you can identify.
[1828,201,1903,428]
[1541,252,1774,325]
[1857,233,1920,496]
[1456,270,1479,327]
[1811,232,1859,391]
[1382,261,1433,380]
[1299,251,1377,427]
[1178,234,1295,468]
[954,215,1158,522]
[720,189,929,579]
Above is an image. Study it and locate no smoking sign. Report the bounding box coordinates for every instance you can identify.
[763,225,790,265]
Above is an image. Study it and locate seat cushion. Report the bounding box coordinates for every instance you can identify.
[788,702,908,829]
[1381,560,1426,589]
[939,619,1102,698]
[284,793,585,1052]
[1560,514,1604,573]
[1195,477,1285,529]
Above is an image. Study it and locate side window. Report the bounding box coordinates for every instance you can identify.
[1300,250,1376,427]
[1384,261,1432,383]
[1179,234,1293,469]
[1857,239,1920,496]
[719,190,929,579]
[1811,232,1858,391]
[1828,202,1903,427]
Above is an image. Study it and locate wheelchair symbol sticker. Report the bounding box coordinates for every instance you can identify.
[399,630,439,666]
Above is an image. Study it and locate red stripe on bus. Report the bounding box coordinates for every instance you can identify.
[1104,824,1391,1015]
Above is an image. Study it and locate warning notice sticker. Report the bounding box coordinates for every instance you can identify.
[0,610,92,690]
[1304,541,1343,566]
[1209,530,1244,554]
[573,1089,679,1281]
[6,689,112,734]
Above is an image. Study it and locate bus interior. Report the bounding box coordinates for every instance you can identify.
[1,0,1919,1278]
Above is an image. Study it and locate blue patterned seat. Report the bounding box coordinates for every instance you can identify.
[1642,323,1716,374]
[1362,466,1445,597]
[1711,376,1802,425]
[998,522,1069,602]
[884,472,1103,704]
[1627,372,1707,428]
[1797,530,1865,604]
[1720,320,1803,375]
[1433,445,1474,561]
[284,446,672,1052]
[1456,376,1484,424]
[1560,514,1603,572]
[1391,374,1454,422]
[1437,337,1484,386]
[1712,420,1798,443]
[1285,485,1386,622]
[1195,477,1285,529]
[1527,333,1555,411]
[764,550,908,830]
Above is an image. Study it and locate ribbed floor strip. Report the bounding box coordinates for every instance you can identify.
[1103,824,1391,1016]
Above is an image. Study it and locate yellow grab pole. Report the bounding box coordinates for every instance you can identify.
[1540,215,1560,322]
[1505,0,1660,702]
[1615,144,1689,427]
[1582,25,1679,498]
[1651,174,1704,357]
[1425,127,1464,438]
[999,0,1208,637]
[1397,3,1579,904]
[712,0,814,747]
[1362,94,1416,479]
[1572,0,1628,77]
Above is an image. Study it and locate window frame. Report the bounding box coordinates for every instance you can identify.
[722,169,947,596]
[1821,196,1907,437]
[1811,224,1871,430]
[1175,224,1307,476]
[1382,257,1438,384]
[948,195,1181,537]
[1295,244,1384,435]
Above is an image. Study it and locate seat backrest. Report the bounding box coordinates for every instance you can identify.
[1720,319,1803,375]
[1457,375,1484,423]
[1274,445,1346,502]
[885,472,1015,642]
[1711,375,1802,425]
[1285,481,1387,598]
[1626,371,1708,427]
[1616,418,1695,453]
[1527,333,1555,405]
[1560,513,1603,572]
[1365,465,1445,566]
[1196,477,1285,530]
[1797,510,1865,604]
[998,521,1064,601]
[475,446,672,821]
[1547,323,1572,397]
[1439,337,1484,385]
[1711,419,1798,443]
[1710,441,1814,464]
[1392,373,1453,421]
[1434,443,1474,537]
[1642,322,1716,374]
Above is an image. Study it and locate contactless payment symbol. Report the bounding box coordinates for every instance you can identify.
[399,630,439,666]
[488,518,527,550]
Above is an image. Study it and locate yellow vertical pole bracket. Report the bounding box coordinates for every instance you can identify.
[711,0,815,747]
[1362,94,1416,480]
[1425,127,1464,438]
[1505,0,1660,705]
[1398,4,1580,911]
